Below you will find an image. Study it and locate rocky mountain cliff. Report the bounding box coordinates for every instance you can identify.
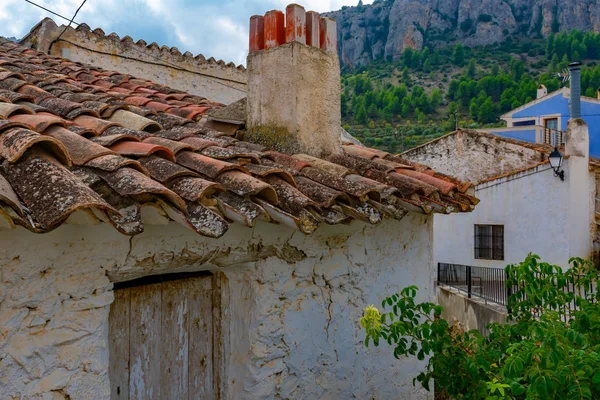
[326,0,600,68]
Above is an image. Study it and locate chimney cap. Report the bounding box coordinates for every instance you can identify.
[569,62,582,69]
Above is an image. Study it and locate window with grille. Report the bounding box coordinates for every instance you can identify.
[474,225,504,260]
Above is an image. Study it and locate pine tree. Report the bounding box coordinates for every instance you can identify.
[466,58,477,78]
[355,104,367,124]
[452,43,466,66]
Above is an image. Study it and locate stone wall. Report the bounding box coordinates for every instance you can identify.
[0,214,434,399]
[21,19,247,105]
[403,130,547,183]
[437,287,508,335]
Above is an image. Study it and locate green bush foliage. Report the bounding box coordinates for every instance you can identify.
[360,255,600,399]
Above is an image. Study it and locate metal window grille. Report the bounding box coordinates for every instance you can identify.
[474,225,504,260]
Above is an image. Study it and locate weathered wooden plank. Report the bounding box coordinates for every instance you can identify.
[129,285,161,400]
[160,280,190,399]
[212,272,229,399]
[109,288,130,400]
[188,277,214,399]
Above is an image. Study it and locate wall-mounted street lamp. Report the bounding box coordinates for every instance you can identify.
[549,147,565,181]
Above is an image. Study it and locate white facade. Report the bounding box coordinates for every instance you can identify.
[434,159,596,269]
[0,215,434,400]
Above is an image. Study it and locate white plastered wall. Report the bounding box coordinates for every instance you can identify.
[434,160,595,270]
[0,214,434,400]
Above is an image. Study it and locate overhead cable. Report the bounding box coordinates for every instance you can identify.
[48,0,88,54]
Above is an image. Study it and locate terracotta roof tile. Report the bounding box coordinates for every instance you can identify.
[110,141,175,161]
[139,155,200,183]
[0,103,34,118]
[3,150,115,231]
[84,153,148,174]
[0,127,70,164]
[0,37,476,236]
[9,113,66,132]
[97,167,185,211]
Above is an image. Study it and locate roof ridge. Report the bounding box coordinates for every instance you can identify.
[402,128,557,156]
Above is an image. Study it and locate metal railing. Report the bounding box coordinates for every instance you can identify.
[542,127,565,147]
[438,263,509,306]
[438,263,599,321]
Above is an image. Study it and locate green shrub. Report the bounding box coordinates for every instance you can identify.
[361,256,600,399]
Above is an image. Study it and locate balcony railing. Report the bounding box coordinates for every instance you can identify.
[437,263,509,306]
[438,263,598,322]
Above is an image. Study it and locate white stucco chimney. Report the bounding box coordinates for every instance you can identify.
[537,84,548,99]
[246,4,342,157]
[565,64,591,260]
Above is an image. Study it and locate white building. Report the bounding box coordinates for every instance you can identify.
[0,5,477,399]
[404,126,598,270]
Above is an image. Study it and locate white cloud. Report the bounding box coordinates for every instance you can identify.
[0,0,373,64]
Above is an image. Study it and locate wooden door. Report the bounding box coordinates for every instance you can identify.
[109,275,215,400]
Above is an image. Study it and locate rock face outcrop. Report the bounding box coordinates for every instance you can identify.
[326,0,600,68]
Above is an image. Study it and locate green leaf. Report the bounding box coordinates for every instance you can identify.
[592,372,600,388]
[510,381,526,395]
[534,376,548,396]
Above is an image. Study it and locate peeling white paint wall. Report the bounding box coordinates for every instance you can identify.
[0,215,434,399]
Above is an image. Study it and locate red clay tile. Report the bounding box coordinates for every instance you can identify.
[17,85,53,102]
[263,175,316,215]
[139,155,200,183]
[201,146,261,163]
[92,134,141,147]
[180,136,220,151]
[300,166,381,202]
[294,176,349,208]
[343,144,388,160]
[38,97,81,118]
[176,150,245,178]
[216,171,278,204]
[263,151,311,172]
[0,70,26,81]
[168,176,224,203]
[124,96,153,107]
[364,169,438,198]
[110,141,175,162]
[0,172,25,216]
[0,103,34,118]
[108,110,162,132]
[45,126,115,165]
[394,169,457,195]
[73,115,120,135]
[145,101,172,112]
[142,136,194,155]
[84,154,148,174]
[0,77,28,91]
[97,167,185,211]
[9,113,66,133]
[167,107,209,120]
[0,127,70,164]
[109,87,133,94]
[242,163,296,186]
[136,87,159,95]
[2,149,115,230]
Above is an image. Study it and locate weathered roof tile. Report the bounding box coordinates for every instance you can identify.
[0,37,476,236]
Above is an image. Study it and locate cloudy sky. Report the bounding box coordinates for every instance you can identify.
[0,0,373,65]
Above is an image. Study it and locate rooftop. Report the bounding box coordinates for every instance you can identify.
[0,38,477,238]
